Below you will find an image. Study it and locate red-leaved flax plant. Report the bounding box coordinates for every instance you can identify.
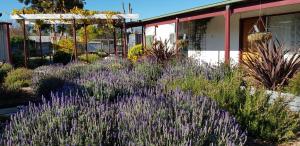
[146,39,178,64]
[242,39,300,90]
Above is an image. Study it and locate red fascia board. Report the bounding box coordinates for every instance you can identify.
[145,19,176,27]
[179,11,225,22]
[233,0,300,14]
[145,11,225,27]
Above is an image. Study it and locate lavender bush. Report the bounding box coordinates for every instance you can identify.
[161,61,300,142]
[0,59,250,145]
[1,90,247,145]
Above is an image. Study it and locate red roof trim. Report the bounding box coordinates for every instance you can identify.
[233,0,300,13]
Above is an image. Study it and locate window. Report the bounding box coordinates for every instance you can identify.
[267,13,300,52]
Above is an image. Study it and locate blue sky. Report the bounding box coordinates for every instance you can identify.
[0,0,223,22]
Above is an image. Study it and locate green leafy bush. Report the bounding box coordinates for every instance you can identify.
[28,57,48,69]
[55,38,74,54]
[36,77,65,97]
[165,67,300,143]
[4,68,33,91]
[78,53,101,63]
[128,44,143,62]
[12,53,25,68]
[53,51,72,65]
[287,72,300,96]
[0,63,13,83]
[97,51,109,58]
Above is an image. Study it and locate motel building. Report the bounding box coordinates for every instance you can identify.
[127,0,300,64]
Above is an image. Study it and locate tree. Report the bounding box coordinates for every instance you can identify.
[17,0,86,13]
[78,25,103,42]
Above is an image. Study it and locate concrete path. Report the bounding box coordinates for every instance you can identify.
[0,107,19,116]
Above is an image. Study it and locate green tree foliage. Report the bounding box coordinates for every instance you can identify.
[78,25,102,42]
[17,0,86,13]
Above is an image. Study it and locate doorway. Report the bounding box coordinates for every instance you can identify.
[240,17,266,53]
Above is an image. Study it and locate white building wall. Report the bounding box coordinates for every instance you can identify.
[145,16,240,65]
[145,23,176,47]
[188,15,240,65]
[156,23,176,45]
[145,26,155,36]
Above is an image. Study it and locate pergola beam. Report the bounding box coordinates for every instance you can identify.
[11,13,139,63]
[11,14,139,20]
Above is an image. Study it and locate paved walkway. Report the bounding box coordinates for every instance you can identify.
[0,107,19,116]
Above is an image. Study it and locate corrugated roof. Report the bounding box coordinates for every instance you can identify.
[142,0,244,22]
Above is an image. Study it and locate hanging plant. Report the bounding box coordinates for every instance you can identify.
[247,17,272,43]
[248,32,272,42]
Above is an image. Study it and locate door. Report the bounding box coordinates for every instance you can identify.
[240,17,266,53]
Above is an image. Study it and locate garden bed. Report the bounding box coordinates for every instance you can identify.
[0,58,299,145]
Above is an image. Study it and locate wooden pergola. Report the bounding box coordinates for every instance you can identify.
[11,13,139,67]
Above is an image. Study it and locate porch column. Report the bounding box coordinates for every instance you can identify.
[22,19,28,68]
[6,24,12,64]
[224,5,231,64]
[154,25,157,36]
[141,25,145,51]
[175,18,179,55]
[72,19,77,61]
[144,26,147,50]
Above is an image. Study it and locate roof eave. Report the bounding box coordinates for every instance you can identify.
[141,0,244,22]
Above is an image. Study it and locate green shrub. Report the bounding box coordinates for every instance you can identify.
[165,68,300,143]
[36,77,65,97]
[78,53,101,63]
[55,38,74,54]
[4,68,33,91]
[128,44,143,62]
[53,51,72,65]
[28,57,48,69]
[97,51,109,58]
[286,72,300,96]
[12,53,25,68]
[0,63,13,83]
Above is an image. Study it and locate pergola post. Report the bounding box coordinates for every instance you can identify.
[175,18,179,56]
[122,19,127,58]
[72,19,77,61]
[113,25,118,60]
[84,23,88,62]
[224,5,231,64]
[39,27,43,59]
[6,24,12,64]
[22,19,28,68]
[120,26,124,57]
